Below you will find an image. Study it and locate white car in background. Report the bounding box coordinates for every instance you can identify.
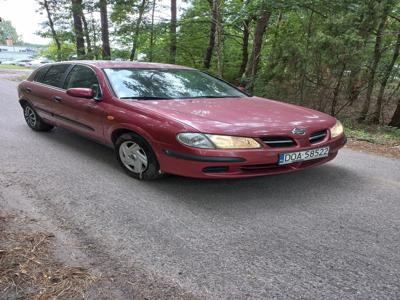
[15,59,34,67]
[0,59,16,65]
[26,58,54,68]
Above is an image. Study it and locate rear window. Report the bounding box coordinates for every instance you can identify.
[40,64,70,88]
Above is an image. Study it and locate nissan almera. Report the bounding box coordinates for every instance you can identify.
[18,61,346,179]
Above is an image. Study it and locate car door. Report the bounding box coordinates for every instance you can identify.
[52,64,106,141]
[26,64,70,124]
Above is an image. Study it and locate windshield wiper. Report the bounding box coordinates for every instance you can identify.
[120,96,170,100]
[189,95,242,99]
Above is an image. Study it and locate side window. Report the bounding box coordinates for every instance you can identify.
[65,65,99,89]
[64,65,101,98]
[41,64,70,88]
[33,66,50,82]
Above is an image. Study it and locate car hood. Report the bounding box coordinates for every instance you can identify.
[136,97,336,136]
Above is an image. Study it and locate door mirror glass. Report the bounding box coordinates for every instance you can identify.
[66,87,94,99]
[91,84,102,100]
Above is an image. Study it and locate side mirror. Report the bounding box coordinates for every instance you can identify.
[237,85,251,96]
[66,87,94,99]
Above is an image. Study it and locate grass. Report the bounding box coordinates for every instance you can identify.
[0,64,30,70]
[344,121,400,145]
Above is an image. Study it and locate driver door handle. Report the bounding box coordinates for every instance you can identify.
[52,96,62,102]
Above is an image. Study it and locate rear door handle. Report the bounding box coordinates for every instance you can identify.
[25,87,32,93]
[52,96,62,102]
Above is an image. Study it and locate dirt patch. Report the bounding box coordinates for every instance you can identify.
[0,212,97,299]
[0,69,31,82]
[345,138,400,159]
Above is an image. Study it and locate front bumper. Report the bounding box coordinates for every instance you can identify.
[157,135,347,179]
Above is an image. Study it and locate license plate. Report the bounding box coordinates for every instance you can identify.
[278,147,329,165]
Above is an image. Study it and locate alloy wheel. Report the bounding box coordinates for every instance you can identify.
[24,106,37,127]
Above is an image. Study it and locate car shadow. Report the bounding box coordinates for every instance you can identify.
[33,126,118,169]
[144,164,358,209]
[35,126,360,211]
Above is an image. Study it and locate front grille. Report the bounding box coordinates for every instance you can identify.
[261,136,296,148]
[309,130,328,144]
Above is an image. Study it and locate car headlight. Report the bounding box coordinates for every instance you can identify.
[330,120,344,138]
[206,134,261,149]
[176,133,261,149]
[176,133,215,149]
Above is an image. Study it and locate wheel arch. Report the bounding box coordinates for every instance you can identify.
[111,128,137,145]
[110,126,155,149]
[19,99,31,109]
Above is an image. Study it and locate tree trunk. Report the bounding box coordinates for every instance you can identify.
[99,0,111,60]
[214,0,223,77]
[262,11,283,85]
[238,18,250,78]
[149,0,156,61]
[169,0,177,64]
[129,0,146,61]
[389,98,400,127]
[71,0,86,58]
[43,0,61,61]
[371,30,400,124]
[358,4,391,122]
[299,11,314,104]
[81,13,92,58]
[244,8,271,91]
[346,2,380,106]
[331,64,346,116]
[203,0,217,69]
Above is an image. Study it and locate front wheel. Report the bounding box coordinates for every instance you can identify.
[23,104,54,131]
[115,133,163,180]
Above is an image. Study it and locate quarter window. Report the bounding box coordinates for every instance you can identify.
[41,64,70,88]
[33,66,50,82]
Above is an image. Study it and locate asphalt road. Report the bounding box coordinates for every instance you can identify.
[1,73,400,299]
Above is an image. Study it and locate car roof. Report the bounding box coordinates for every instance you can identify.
[53,60,195,70]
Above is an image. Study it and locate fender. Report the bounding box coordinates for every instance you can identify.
[107,123,156,146]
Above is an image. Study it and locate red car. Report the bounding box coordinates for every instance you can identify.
[18,61,346,179]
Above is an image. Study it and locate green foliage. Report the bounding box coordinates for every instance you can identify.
[34,0,400,126]
[39,42,76,60]
[0,20,21,44]
[0,64,29,70]
[345,122,400,144]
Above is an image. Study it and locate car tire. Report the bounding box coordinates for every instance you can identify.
[115,132,163,180]
[23,104,54,132]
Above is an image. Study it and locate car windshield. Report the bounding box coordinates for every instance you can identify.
[103,68,246,100]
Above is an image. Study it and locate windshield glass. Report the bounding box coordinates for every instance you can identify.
[103,68,245,100]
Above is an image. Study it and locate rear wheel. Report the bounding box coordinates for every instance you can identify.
[115,132,163,180]
[23,104,54,131]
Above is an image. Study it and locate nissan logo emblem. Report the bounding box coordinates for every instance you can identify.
[292,128,306,135]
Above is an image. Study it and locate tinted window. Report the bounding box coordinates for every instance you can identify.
[41,64,69,88]
[34,66,50,82]
[65,65,99,89]
[103,68,245,100]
